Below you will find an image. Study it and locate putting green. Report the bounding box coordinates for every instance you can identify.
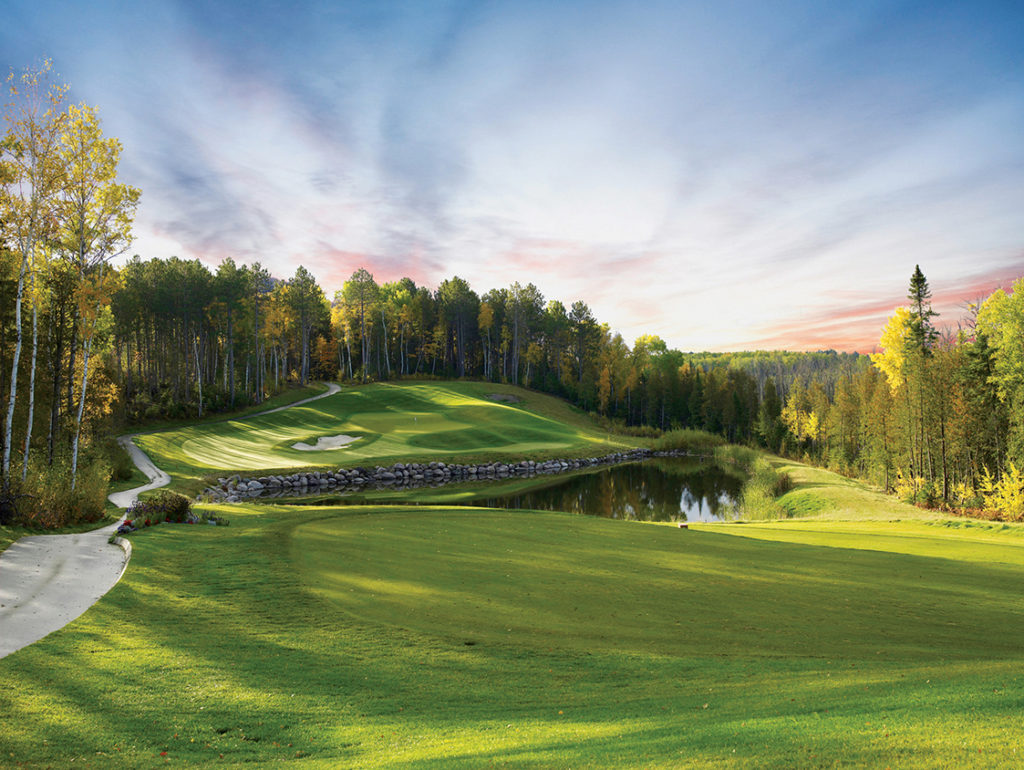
[136,381,630,476]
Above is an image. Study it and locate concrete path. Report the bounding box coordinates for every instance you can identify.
[0,382,340,659]
[0,522,128,658]
[106,434,172,508]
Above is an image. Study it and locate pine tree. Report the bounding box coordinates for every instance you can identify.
[907,265,938,353]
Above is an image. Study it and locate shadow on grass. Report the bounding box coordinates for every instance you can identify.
[3,508,1024,767]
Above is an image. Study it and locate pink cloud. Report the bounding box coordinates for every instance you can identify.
[744,262,1023,352]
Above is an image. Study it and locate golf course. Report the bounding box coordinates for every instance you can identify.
[2,381,1023,768]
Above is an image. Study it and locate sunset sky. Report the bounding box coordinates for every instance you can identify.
[4,0,1023,352]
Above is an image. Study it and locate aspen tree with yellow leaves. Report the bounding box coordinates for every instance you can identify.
[56,103,139,490]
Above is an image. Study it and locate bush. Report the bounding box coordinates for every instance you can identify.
[981,464,1024,521]
[713,444,759,472]
[128,490,193,523]
[13,456,109,528]
[104,437,135,482]
[587,413,663,438]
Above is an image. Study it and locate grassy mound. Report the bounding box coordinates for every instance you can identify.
[135,382,635,490]
[3,503,1024,767]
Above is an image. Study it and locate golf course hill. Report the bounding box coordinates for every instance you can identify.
[135,381,642,493]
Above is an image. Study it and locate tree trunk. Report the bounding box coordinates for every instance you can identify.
[228,309,236,407]
[194,338,203,419]
[70,336,92,492]
[3,252,29,480]
[21,295,39,481]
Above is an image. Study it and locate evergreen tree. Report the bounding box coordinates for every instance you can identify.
[907,265,938,353]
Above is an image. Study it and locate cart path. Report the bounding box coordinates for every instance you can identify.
[0,382,340,659]
[107,381,342,508]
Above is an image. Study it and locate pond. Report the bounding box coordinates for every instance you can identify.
[278,457,742,523]
[455,457,741,522]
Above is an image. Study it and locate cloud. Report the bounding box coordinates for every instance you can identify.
[4,0,1023,352]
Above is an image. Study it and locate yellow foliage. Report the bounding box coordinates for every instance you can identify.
[870,307,913,394]
[893,469,924,503]
[949,480,976,509]
[980,463,1024,520]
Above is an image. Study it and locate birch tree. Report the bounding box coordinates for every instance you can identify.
[57,103,139,490]
[1,61,67,483]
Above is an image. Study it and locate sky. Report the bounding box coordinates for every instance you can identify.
[3,0,1023,352]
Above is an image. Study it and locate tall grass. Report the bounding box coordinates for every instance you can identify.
[732,456,794,520]
[652,428,726,454]
[713,443,758,470]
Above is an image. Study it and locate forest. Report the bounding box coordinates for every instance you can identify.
[3,63,1023,525]
[104,257,1024,516]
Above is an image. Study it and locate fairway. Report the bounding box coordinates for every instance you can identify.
[3,503,1024,767]
[136,382,632,479]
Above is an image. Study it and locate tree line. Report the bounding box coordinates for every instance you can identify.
[108,257,1024,519]
[771,267,1024,517]
[110,257,783,442]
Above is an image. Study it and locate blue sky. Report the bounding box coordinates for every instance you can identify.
[4,0,1023,350]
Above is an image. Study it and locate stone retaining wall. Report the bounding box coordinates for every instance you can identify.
[199,448,696,503]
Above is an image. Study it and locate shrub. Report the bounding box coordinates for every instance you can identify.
[980,464,1024,521]
[713,444,759,472]
[587,413,663,438]
[15,456,109,528]
[894,470,926,504]
[128,490,193,523]
[104,437,135,482]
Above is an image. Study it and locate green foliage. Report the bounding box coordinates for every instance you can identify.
[14,456,109,528]
[588,412,663,437]
[104,437,135,482]
[129,490,193,523]
[713,443,759,471]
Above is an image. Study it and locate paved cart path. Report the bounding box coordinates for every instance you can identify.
[0,382,340,659]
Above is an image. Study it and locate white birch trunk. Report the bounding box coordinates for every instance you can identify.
[3,254,29,480]
[21,291,39,481]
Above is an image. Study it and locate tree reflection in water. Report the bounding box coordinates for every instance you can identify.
[463,458,741,522]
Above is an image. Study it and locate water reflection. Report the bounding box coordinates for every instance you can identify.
[459,458,740,522]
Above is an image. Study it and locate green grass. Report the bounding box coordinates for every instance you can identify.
[136,381,637,493]
[771,458,943,521]
[3,499,1024,767]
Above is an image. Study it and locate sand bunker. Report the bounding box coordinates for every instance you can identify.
[291,434,360,451]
